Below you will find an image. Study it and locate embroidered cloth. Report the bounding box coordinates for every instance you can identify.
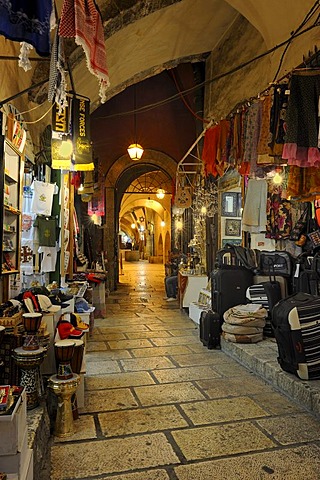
[59,0,110,102]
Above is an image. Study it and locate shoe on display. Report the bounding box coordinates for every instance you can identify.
[166,297,177,302]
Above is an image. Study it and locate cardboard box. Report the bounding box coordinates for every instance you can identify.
[0,389,27,456]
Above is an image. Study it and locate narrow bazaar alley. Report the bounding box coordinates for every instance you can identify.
[50,260,320,480]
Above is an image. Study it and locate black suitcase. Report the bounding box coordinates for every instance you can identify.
[199,309,221,349]
[211,266,254,321]
[271,292,320,379]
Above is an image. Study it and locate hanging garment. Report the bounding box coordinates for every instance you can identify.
[269,84,288,157]
[22,184,35,242]
[242,102,263,176]
[30,180,57,216]
[282,71,320,167]
[0,1,54,70]
[202,125,220,177]
[48,25,68,111]
[242,179,268,233]
[216,119,231,177]
[257,94,274,164]
[287,165,320,200]
[38,246,58,273]
[236,108,250,176]
[33,216,59,247]
[265,183,292,240]
[20,240,34,275]
[88,191,105,216]
[59,0,110,102]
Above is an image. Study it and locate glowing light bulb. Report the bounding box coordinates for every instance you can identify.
[59,139,73,157]
[160,220,165,227]
[273,172,283,184]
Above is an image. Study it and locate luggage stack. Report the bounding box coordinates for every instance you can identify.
[222,304,268,343]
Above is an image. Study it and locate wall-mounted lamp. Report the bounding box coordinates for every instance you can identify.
[160,220,165,227]
[156,189,165,199]
[131,223,136,229]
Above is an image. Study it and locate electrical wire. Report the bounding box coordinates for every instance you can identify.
[23,104,53,124]
[93,19,319,121]
[272,0,320,82]
[169,70,210,123]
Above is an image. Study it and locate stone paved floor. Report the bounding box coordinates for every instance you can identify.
[51,261,320,479]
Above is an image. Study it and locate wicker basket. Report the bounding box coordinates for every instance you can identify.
[0,311,23,334]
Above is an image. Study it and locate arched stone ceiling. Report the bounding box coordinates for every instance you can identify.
[225,0,317,48]
[0,0,317,143]
[65,0,317,110]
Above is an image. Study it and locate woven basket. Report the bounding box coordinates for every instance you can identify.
[0,311,23,333]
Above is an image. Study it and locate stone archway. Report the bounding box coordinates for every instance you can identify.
[103,149,177,290]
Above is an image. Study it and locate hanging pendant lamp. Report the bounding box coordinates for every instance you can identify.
[127,84,144,160]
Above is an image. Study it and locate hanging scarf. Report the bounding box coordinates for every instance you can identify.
[48,24,68,112]
[59,0,110,103]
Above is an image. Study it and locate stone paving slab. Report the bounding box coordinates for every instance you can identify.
[174,444,320,479]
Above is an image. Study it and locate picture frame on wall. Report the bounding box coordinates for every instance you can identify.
[225,219,241,237]
[221,238,242,247]
[221,192,239,217]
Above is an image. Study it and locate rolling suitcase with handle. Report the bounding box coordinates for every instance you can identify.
[199,309,221,349]
[271,292,320,379]
[211,266,254,322]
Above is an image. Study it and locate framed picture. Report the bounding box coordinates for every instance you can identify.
[221,238,242,247]
[221,192,239,217]
[225,219,241,237]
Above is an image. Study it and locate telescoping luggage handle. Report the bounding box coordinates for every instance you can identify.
[216,244,260,271]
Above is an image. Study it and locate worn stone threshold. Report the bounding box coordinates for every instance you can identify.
[221,337,320,420]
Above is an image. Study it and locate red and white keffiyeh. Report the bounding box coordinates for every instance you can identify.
[59,0,110,102]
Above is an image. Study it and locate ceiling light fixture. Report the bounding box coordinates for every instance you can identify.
[156,188,165,199]
[127,84,144,161]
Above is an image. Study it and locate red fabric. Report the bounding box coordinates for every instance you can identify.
[202,125,221,177]
[59,0,109,98]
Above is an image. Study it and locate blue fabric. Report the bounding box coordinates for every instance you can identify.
[0,0,52,56]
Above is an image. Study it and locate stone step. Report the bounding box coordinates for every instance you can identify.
[221,337,320,419]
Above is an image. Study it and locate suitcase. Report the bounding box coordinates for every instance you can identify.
[253,275,288,299]
[247,278,283,337]
[271,292,320,379]
[199,309,221,349]
[211,266,254,321]
[292,254,320,296]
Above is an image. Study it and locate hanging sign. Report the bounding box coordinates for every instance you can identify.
[51,102,71,169]
[72,97,94,171]
[175,185,192,208]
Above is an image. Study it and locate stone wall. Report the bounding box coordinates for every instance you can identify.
[204,13,319,120]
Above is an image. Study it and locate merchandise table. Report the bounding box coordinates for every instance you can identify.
[178,272,208,309]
